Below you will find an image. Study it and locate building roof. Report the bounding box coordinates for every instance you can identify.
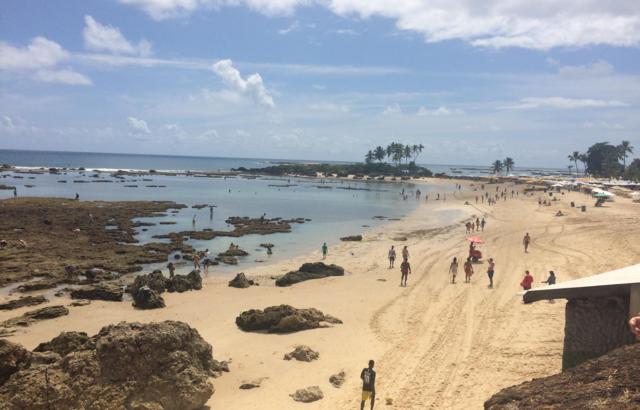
[523,264,640,303]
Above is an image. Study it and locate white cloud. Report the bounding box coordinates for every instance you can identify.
[83,15,152,56]
[558,60,614,78]
[33,68,93,85]
[309,102,350,112]
[278,21,300,35]
[0,37,69,70]
[503,97,628,110]
[127,116,150,134]
[417,106,461,116]
[333,28,359,35]
[118,0,640,49]
[382,103,402,116]
[582,120,624,129]
[211,59,275,108]
[1,116,15,129]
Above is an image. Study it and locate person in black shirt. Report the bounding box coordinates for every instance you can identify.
[360,360,376,410]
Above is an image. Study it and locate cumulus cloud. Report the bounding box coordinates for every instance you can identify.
[127,116,150,134]
[0,37,69,70]
[211,59,275,108]
[382,103,401,116]
[118,0,640,49]
[83,15,152,56]
[503,97,628,110]
[417,106,461,116]
[33,68,93,85]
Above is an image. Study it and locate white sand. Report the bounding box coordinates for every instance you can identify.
[3,179,640,409]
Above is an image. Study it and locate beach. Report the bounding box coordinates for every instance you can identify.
[2,178,640,409]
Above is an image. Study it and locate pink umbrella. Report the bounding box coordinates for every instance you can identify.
[466,236,484,244]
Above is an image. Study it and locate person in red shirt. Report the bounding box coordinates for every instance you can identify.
[520,270,534,290]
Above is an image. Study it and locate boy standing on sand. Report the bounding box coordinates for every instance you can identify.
[322,242,328,259]
[388,246,396,268]
[400,259,411,286]
[464,258,473,283]
[523,233,531,253]
[402,246,409,261]
[360,360,376,410]
[487,258,495,288]
[449,257,458,284]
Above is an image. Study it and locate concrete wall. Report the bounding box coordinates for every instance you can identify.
[562,295,636,370]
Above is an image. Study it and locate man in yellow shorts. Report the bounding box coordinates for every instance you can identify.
[360,360,376,410]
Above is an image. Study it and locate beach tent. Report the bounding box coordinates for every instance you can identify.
[523,263,640,370]
[466,236,484,244]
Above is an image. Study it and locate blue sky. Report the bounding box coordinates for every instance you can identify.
[1,0,639,167]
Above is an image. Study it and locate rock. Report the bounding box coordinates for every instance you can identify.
[228,273,255,288]
[284,345,319,362]
[34,331,90,356]
[259,243,274,249]
[70,284,123,301]
[484,343,640,409]
[16,279,58,293]
[216,255,238,265]
[290,386,323,403]
[218,248,249,257]
[0,321,226,410]
[235,305,342,333]
[24,305,69,320]
[340,235,363,241]
[275,262,345,287]
[131,270,169,295]
[69,299,91,307]
[0,295,47,311]
[239,378,267,390]
[0,339,31,384]
[329,371,346,388]
[132,286,165,309]
[167,270,202,293]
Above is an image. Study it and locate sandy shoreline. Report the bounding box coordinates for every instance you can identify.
[2,178,640,408]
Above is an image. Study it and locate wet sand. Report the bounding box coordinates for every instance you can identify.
[2,178,640,409]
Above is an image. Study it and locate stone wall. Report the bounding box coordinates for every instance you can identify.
[563,295,636,369]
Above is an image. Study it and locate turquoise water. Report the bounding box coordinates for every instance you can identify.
[1,168,450,275]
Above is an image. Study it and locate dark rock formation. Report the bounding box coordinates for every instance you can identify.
[132,287,165,309]
[0,295,47,311]
[0,321,228,410]
[1,305,69,328]
[70,284,123,301]
[165,270,202,293]
[260,243,274,249]
[34,331,90,356]
[284,345,319,362]
[216,255,238,265]
[16,279,58,293]
[0,340,31,384]
[131,270,170,295]
[485,343,640,410]
[290,386,323,403]
[228,273,255,288]
[340,235,363,241]
[275,262,345,287]
[236,305,342,333]
[218,248,249,257]
[329,371,346,388]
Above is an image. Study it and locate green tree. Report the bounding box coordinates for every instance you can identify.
[491,160,504,175]
[578,153,588,176]
[624,158,640,181]
[503,157,515,173]
[618,140,634,170]
[374,146,385,163]
[365,150,374,164]
[586,142,623,177]
[403,145,412,165]
[568,151,580,177]
[411,144,425,163]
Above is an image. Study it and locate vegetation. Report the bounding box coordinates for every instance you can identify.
[490,157,515,175]
[568,140,636,180]
[240,142,432,178]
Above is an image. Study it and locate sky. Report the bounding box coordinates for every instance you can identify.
[0,0,639,167]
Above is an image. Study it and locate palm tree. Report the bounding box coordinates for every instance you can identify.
[618,140,634,170]
[365,150,374,164]
[568,165,574,174]
[403,145,412,165]
[385,144,393,164]
[578,153,588,176]
[503,157,515,174]
[567,151,580,177]
[491,160,504,175]
[374,146,385,163]
[411,144,425,163]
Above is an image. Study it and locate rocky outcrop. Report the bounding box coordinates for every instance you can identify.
[167,270,202,293]
[34,331,90,356]
[70,284,123,301]
[340,235,363,241]
[290,386,323,403]
[236,305,342,333]
[16,279,58,293]
[216,255,238,265]
[275,262,345,287]
[228,273,255,288]
[132,287,165,309]
[131,270,170,295]
[0,295,47,310]
[1,305,69,328]
[485,343,640,410]
[0,321,228,410]
[330,371,346,388]
[284,345,319,362]
[218,248,249,257]
[0,340,31,384]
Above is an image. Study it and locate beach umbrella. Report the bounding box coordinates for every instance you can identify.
[466,236,484,244]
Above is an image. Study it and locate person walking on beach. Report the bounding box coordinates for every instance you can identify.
[388,246,396,269]
[523,232,531,253]
[400,259,411,287]
[75,192,79,201]
[520,270,534,290]
[475,218,480,231]
[401,246,409,261]
[166,262,175,279]
[322,242,328,259]
[542,271,556,285]
[487,258,495,288]
[13,187,17,198]
[449,257,458,284]
[464,258,473,283]
[360,360,376,410]
[192,214,196,229]
[481,218,486,231]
